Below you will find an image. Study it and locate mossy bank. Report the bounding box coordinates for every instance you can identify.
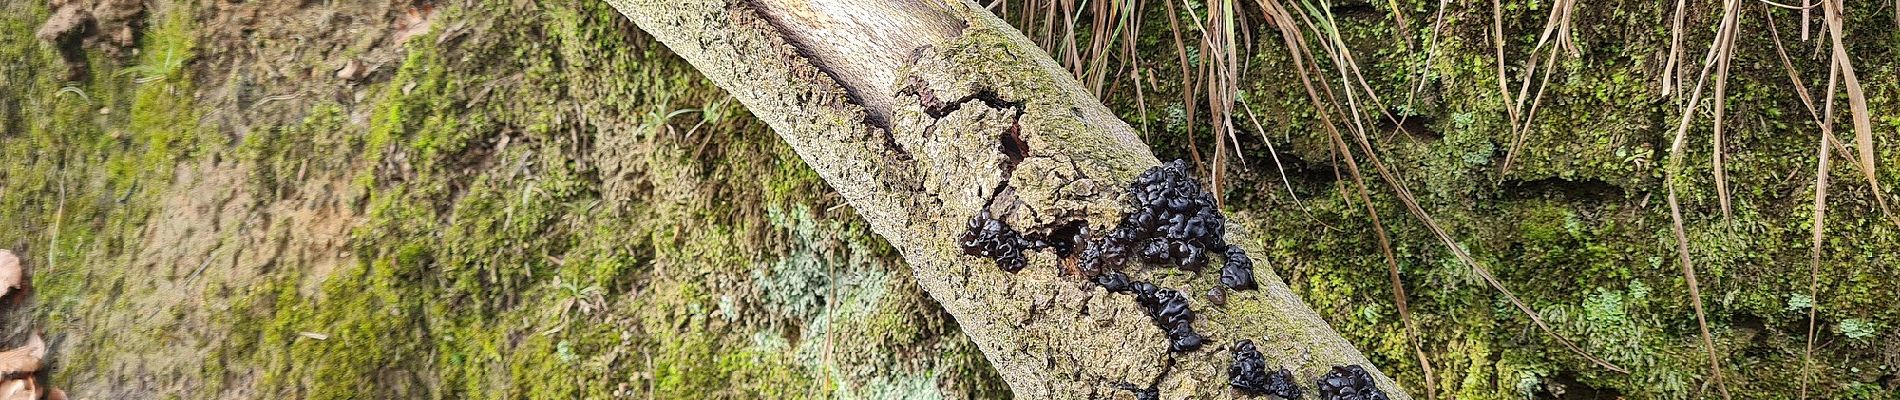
[2,1,1001,398]
[2,0,1897,399]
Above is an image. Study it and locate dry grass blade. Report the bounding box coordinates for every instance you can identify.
[1820,0,1894,224]
[1664,0,1689,97]
[1162,0,1207,172]
[1499,0,1577,174]
[1352,133,1441,400]
[1804,0,1812,39]
[1137,66,1153,135]
[1353,112,1629,374]
[1402,0,1454,110]
[1180,0,1246,206]
[1084,0,1109,92]
[1382,0,1412,42]
[1800,118,1830,400]
[1665,184,1732,400]
[1765,8,1836,398]
[1282,0,1625,375]
[1656,0,1738,394]
[1043,0,1058,51]
[1709,0,1741,221]
[1348,117,1628,374]
[1239,98,1335,231]
[1490,0,1520,135]
[1255,3,1441,396]
[1295,1,1416,143]
[1061,0,1083,78]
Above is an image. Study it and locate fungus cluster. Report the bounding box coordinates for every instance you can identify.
[1316,365,1389,400]
[1107,281,1205,351]
[1079,159,1256,289]
[1228,340,1302,399]
[1070,160,1265,352]
[958,210,1032,272]
[957,160,1385,396]
[959,212,1088,273]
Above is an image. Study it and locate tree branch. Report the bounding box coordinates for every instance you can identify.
[603,0,1411,397]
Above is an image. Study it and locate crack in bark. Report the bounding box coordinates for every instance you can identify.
[741,0,913,160]
[741,0,886,129]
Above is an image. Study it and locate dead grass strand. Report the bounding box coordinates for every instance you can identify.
[1820,0,1895,224]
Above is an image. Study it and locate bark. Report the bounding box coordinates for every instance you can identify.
[604,1,1411,398]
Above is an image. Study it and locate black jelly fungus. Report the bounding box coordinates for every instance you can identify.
[1316,365,1388,400]
[1135,389,1159,400]
[1094,271,1131,293]
[1230,340,1302,399]
[1072,161,1261,353]
[958,210,1029,272]
[1077,160,1235,277]
[1115,383,1160,400]
[1220,246,1257,290]
[1165,325,1204,352]
[1130,285,1203,352]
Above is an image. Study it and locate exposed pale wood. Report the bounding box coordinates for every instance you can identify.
[602,1,1411,397]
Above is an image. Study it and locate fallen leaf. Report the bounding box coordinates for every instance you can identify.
[0,250,20,298]
[46,388,66,400]
[0,377,32,400]
[298,332,330,341]
[0,333,46,375]
[392,6,436,45]
[334,59,368,81]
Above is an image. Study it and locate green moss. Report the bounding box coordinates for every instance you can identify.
[6,0,1004,398]
[0,4,216,393]
[1155,1,1900,398]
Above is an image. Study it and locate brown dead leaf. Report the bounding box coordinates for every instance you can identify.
[0,334,46,375]
[334,59,368,81]
[0,250,20,298]
[0,377,33,400]
[392,6,436,45]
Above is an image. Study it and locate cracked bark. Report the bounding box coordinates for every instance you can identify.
[603,1,1412,398]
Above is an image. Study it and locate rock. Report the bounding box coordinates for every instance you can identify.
[34,4,90,43]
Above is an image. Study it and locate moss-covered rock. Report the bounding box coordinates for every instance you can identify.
[1071,0,1899,398]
